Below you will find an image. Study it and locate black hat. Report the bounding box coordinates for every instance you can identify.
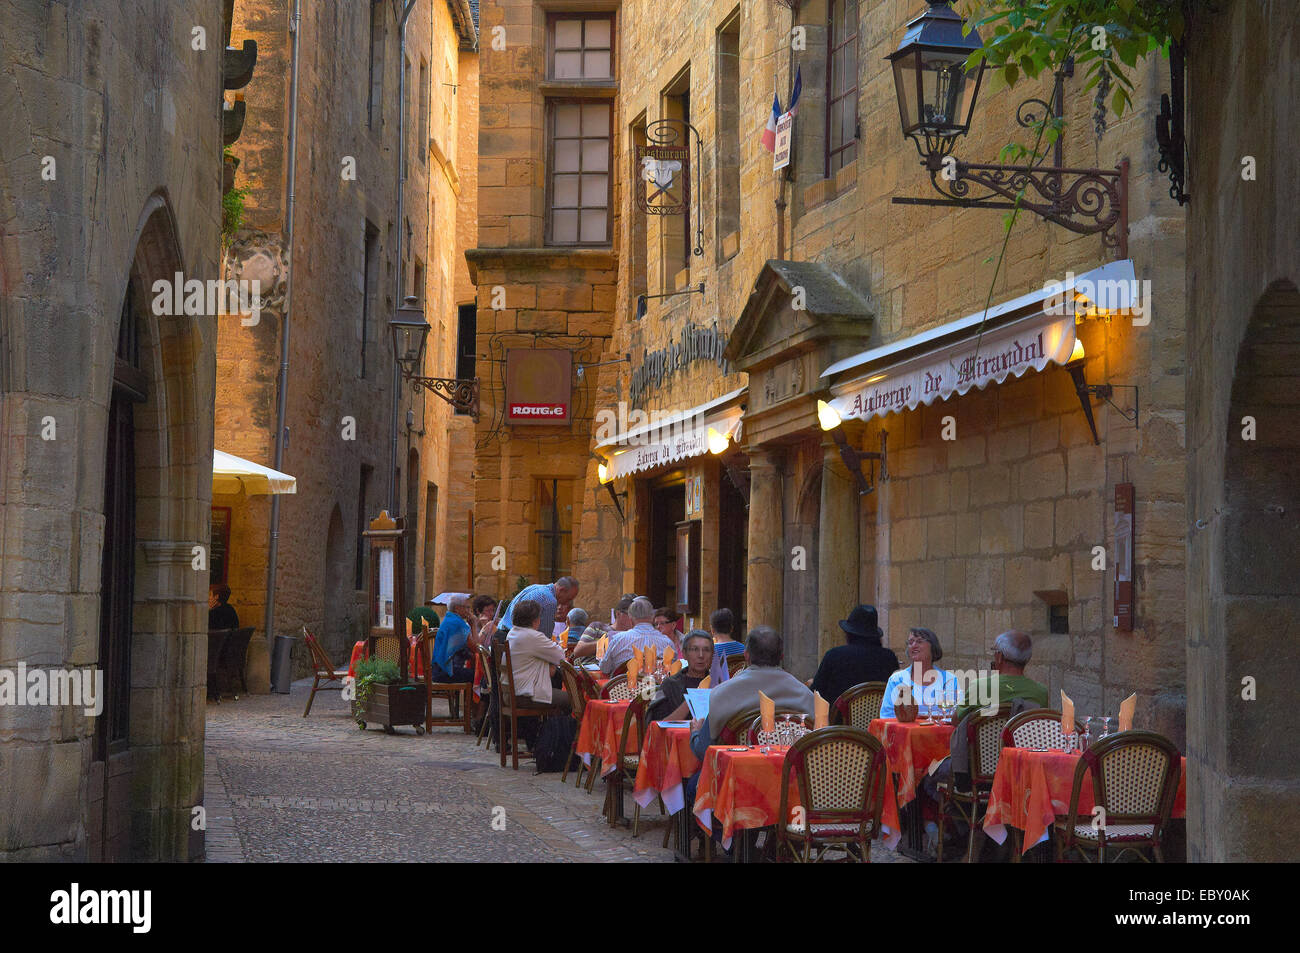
[839,604,883,641]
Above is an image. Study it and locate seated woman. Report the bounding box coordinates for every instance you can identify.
[649,630,714,721]
[879,627,962,718]
[431,594,475,683]
[504,598,570,711]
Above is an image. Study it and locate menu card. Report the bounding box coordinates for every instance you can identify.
[814,691,829,730]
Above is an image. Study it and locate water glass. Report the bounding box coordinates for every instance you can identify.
[1100,716,1113,739]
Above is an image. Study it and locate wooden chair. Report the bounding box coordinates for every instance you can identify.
[1053,730,1181,863]
[302,627,349,717]
[936,703,1012,863]
[746,710,814,745]
[558,661,594,787]
[718,707,761,745]
[206,629,229,703]
[831,681,888,729]
[601,674,637,701]
[474,643,494,747]
[493,641,566,771]
[423,624,473,733]
[217,626,255,698]
[776,727,888,862]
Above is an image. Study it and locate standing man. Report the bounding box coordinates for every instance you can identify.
[209,584,239,630]
[494,576,580,644]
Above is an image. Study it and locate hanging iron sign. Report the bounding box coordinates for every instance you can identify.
[636,143,690,215]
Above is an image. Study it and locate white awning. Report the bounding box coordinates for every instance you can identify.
[213,449,298,495]
[822,260,1137,423]
[596,388,745,479]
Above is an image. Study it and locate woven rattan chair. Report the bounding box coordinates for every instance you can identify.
[474,643,494,746]
[1002,709,1083,751]
[725,653,747,677]
[493,641,565,770]
[1053,730,1181,863]
[776,727,888,862]
[936,703,1011,863]
[830,681,888,729]
[745,710,813,746]
[604,697,661,835]
[601,674,637,701]
[423,624,473,733]
[719,707,761,745]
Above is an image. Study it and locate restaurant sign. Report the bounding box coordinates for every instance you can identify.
[629,320,730,407]
[829,313,1076,424]
[505,348,573,425]
[604,406,743,480]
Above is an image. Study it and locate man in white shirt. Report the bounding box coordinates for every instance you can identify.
[505,599,569,710]
[599,597,677,675]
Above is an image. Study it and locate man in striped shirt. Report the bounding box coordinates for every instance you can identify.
[495,576,580,643]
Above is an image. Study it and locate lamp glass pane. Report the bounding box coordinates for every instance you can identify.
[893,54,917,131]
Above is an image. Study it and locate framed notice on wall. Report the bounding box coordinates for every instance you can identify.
[1114,483,1134,631]
[210,507,231,586]
[675,520,700,616]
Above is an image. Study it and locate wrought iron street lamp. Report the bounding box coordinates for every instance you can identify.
[888,1,1128,257]
[389,295,480,421]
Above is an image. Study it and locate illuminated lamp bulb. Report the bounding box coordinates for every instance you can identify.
[1068,339,1085,363]
[817,399,843,432]
[598,462,610,484]
[707,427,729,455]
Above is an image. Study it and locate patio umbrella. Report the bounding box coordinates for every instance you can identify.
[212,449,298,495]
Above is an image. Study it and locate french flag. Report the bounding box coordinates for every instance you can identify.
[761,91,782,152]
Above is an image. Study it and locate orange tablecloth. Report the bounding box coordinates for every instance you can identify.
[868,718,953,848]
[633,722,700,815]
[346,638,427,680]
[693,745,799,849]
[984,747,1188,853]
[575,700,635,777]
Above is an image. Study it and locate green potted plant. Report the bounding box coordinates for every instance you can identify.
[354,657,427,733]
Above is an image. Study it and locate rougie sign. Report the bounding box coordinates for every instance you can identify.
[505,349,573,425]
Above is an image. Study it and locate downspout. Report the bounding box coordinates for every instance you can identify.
[263,0,303,652]
[389,0,418,513]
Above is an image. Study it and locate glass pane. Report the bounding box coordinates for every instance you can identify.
[554,51,582,79]
[830,101,843,152]
[582,139,609,171]
[555,18,582,48]
[552,209,578,243]
[554,174,580,207]
[554,104,580,136]
[580,208,608,243]
[583,50,611,78]
[845,39,856,90]
[831,50,842,99]
[581,173,608,206]
[377,548,395,629]
[555,137,580,171]
[842,98,856,145]
[582,104,609,136]
[585,18,611,48]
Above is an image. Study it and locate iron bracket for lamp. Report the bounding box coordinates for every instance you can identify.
[636,282,705,319]
[576,353,630,380]
[1067,361,1138,445]
[407,375,480,422]
[830,428,887,496]
[602,481,626,522]
[722,456,751,506]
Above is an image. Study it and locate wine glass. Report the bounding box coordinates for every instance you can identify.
[942,690,957,724]
[1100,716,1113,739]
[1081,717,1095,752]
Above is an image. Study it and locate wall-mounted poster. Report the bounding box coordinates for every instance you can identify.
[675,520,700,616]
[684,474,703,519]
[210,507,231,586]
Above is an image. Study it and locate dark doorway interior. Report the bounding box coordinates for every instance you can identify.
[717,463,749,632]
[647,478,685,610]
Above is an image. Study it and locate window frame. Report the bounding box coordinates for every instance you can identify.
[546,13,616,82]
[545,98,614,247]
[825,0,860,177]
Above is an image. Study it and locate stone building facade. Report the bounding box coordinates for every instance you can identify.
[218,0,476,670]
[1182,0,1299,862]
[1,1,224,860]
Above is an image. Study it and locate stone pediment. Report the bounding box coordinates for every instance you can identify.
[725,260,875,374]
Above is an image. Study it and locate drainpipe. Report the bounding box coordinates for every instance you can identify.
[389,0,418,514]
[263,0,303,650]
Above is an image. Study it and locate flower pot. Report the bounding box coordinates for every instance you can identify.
[358,681,429,733]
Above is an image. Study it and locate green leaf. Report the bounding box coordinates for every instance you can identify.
[1003,63,1019,86]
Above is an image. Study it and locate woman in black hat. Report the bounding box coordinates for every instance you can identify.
[809,604,901,707]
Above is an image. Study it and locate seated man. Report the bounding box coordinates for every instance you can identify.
[504,598,570,711]
[599,597,677,676]
[430,594,474,683]
[689,626,814,763]
[709,608,746,657]
[572,594,634,659]
[810,604,900,707]
[649,630,714,721]
[562,607,589,649]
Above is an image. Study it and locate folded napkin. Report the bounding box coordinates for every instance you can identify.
[1118,693,1136,732]
[663,646,675,668]
[814,691,829,730]
[759,691,775,734]
[697,675,710,690]
[669,659,682,675]
[1061,690,1075,735]
[626,656,641,687]
[642,645,655,672]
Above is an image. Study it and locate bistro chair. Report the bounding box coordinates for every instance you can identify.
[719,707,761,745]
[605,697,658,834]
[725,654,747,677]
[206,629,229,703]
[746,710,814,746]
[1002,709,1083,751]
[1053,730,1181,864]
[474,643,494,747]
[302,627,349,717]
[601,674,637,701]
[776,727,888,863]
[493,641,566,771]
[558,661,594,787]
[831,681,888,730]
[936,703,1012,863]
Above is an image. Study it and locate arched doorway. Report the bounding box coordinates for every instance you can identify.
[1214,280,1300,859]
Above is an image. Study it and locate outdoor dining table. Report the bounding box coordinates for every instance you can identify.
[633,721,699,856]
[692,744,797,862]
[868,717,954,853]
[575,699,635,776]
[983,746,1188,855]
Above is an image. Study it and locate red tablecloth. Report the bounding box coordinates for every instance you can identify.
[633,722,700,815]
[346,638,427,680]
[575,700,635,777]
[984,747,1188,853]
[692,745,799,849]
[867,717,953,847]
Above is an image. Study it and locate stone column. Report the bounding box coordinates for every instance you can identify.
[746,447,784,633]
[818,434,860,656]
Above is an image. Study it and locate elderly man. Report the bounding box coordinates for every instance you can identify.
[689,626,814,762]
[572,593,634,660]
[599,597,676,675]
[562,607,589,648]
[431,595,474,683]
[649,630,714,721]
[953,629,1048,725]
[495,576,579,644]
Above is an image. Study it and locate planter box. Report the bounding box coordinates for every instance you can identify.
[358,681,428,733]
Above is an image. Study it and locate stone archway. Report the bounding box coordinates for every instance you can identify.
[1210,280,1300,860]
